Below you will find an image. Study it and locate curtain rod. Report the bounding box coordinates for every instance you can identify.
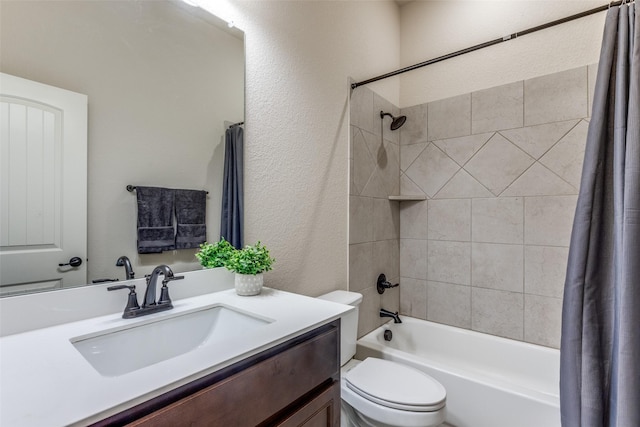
[351,0,631,90]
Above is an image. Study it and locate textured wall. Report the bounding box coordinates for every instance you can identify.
[399,0,605,106]
[231,1,401,296]
[398,65,596,348]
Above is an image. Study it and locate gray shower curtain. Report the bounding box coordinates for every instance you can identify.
[560,3,639,426]
[220,125,244,249]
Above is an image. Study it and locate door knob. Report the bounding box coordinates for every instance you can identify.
[59,257,83,267]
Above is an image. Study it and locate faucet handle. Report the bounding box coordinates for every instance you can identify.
[107,284,134,291]
[107,284,141,316]
[163,275,184,285]
[156,276,183,306]
[377,274,399,294]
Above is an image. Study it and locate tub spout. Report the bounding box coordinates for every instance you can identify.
[380,308,402,323]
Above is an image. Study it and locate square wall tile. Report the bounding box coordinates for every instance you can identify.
[472,287,524,340]
[524,294,562,348]
[349,243,375,293]
[472,243,523,292]
[428,93,471,140]
[524,67,588,126]
[400,238,427,280]
[400,277,427,319]
[427,281,471,328]
[349,196,373,244]
[472,81,524,134]
[525,245,569,298]
[373,239,399,282]
[427,199,471,241]
[373,198,400,241]
[400,201,428,239]
[427,240,471,285]
[472,197,524,244]
[400,103,428,145]
[524,196,577,246]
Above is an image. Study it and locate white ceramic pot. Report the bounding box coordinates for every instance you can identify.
[234,273,263,296]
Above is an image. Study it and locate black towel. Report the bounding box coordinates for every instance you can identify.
[136,186,175,254]
[175,189,207,249]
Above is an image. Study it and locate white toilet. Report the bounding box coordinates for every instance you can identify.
[318,291,446,427]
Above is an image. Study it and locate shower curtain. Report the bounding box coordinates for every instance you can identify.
[560,2,639,427]
[220,125,244,249]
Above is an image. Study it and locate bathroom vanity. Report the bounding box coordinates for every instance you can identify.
[99,320,340,426]
[0,272,350,426]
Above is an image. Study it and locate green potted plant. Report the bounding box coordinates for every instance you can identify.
[195,238,234,269]
[225,241,275,296]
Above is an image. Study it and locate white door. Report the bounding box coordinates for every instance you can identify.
[0,73,87,296]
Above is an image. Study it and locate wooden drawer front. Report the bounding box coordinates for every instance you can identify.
[275,380,340,427]
[128,325,339,427]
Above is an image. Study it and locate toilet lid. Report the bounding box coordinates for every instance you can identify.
[345,358,446,412]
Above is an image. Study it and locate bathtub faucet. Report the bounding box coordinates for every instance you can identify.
[380,308,402,323]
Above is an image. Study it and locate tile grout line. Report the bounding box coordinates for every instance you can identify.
[522,196,526,339]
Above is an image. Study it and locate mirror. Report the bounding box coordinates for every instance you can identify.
[0,0,244,295]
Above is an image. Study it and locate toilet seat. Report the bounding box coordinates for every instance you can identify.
[344,358,446,412]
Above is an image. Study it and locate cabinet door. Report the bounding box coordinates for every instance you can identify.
[274,381,341,427]
[126,326,338,427]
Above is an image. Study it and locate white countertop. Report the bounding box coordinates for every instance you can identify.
[0,287,351,426]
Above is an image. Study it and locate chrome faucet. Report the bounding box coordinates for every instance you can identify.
[116,255,135,280]
[380,308,402,323]
[108,264,183,319]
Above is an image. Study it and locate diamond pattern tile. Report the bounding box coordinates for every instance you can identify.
[432,132,494,166]
[502,162,577,197]
[401,142,428,172]
[400,173,426,197]
[351,127,376,195]
[464,134,535,196]
[405,143,460,198]
[434,169,494,199]
[500,120,579,159]
[539,120,589,188]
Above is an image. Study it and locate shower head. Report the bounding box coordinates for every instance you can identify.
[380,111,407,131]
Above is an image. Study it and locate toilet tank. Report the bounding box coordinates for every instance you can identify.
[317,290,362,366]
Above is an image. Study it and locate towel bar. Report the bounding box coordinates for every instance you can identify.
[126,185,208,194]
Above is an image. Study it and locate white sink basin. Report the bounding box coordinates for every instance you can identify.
[71,304,271,377]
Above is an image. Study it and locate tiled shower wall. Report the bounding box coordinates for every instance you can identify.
[398,65,597,348]
[349,86,401,338]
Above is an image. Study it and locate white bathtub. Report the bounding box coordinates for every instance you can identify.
[355,317,560,427]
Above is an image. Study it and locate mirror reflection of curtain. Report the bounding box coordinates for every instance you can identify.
[220,125,244,249]
[560,3,639,426]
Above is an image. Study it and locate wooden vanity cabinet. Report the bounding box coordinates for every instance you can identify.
[93,319,340,427]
